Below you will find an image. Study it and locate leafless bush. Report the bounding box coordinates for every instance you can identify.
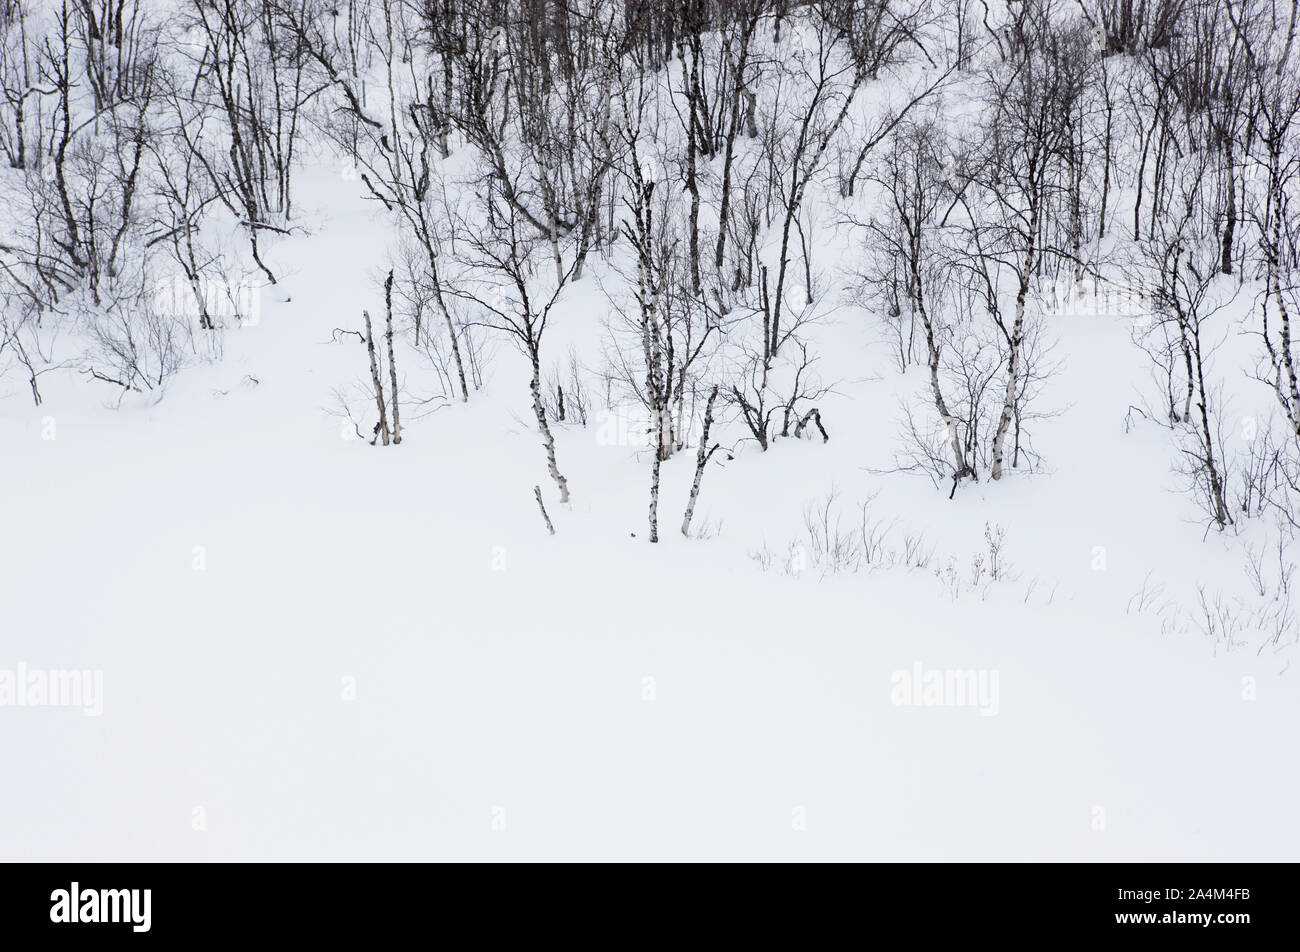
[83,286,192,395]
[803,491,864,575]
[984,522,1009,581]
[543,348,592,427]
[752,491,1018,599]
[1148,524,1300,653]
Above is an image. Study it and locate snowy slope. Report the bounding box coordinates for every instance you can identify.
[2,153,1297,861]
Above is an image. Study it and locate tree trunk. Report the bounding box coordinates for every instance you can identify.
[530,358,570,502]
[991,286,1027,480]
[430,257,469,402]
[384,271,401,444]
[648,448,661,542]
[363,309,390,446]
[533,485,556,535]
[681,385,720,537]
[1220,138,1236,276]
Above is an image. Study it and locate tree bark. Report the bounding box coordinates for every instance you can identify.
[384,270,401,444]
[363,309,390,446]
[533,485,556,535]
[681,385,720,536]
[530,357,570,502]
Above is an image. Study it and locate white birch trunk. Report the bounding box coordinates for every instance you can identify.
[530,361,569,502]
[681,385,720,537]
[363,309,390,446]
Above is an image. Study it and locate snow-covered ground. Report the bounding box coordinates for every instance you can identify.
[2,160,1296,861]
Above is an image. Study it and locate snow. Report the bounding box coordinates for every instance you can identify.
[2,152,1297,861]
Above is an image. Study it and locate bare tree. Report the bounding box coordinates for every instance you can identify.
[952,5,1083,480]
[449,183,577,502]
[858,113,973,488]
